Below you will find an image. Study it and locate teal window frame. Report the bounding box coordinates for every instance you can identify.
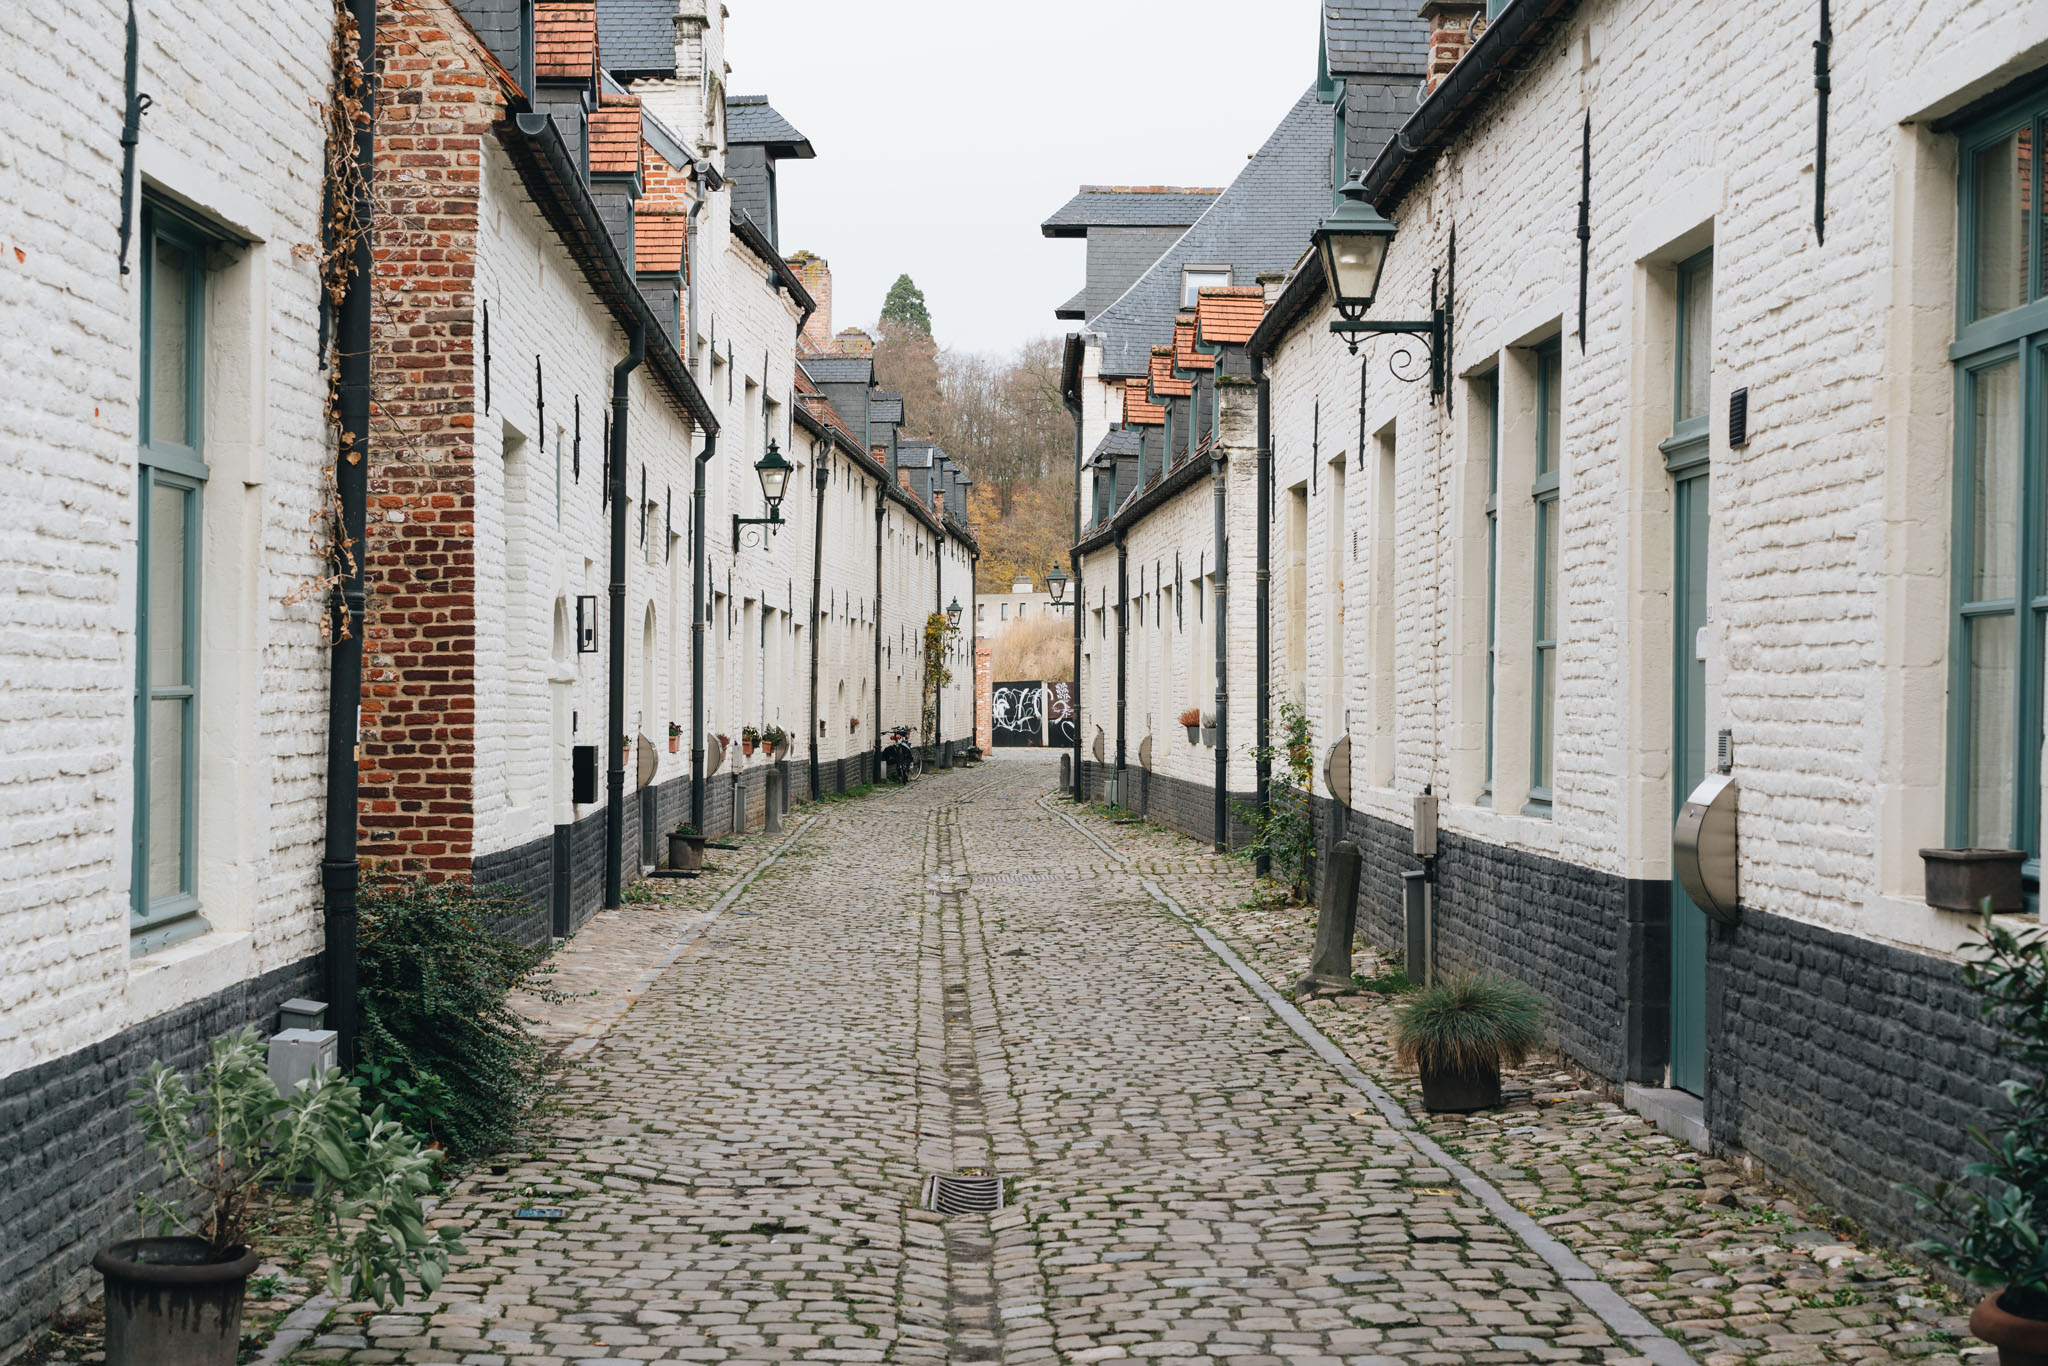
[133,200,214,953]
[1949,87,2048,877]
[1479,369,1500,805]
[1526,340,1562,816]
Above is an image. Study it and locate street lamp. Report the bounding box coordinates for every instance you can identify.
[1315,171,1448,399]
[1046,564,1069,612]
[946,597,963,629]
[732,439,794,547]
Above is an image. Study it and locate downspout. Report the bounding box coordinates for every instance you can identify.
[685,191,707,367]
[1114,531,1128,801]
[1064,386,1084,801]
[689,426,718,829]
[1254,354,1272,879]
[322,0,376,1070]
[873,487,885,774]
[1211,446,1228,852]
[605,324,645,909]
[807,444,826,799]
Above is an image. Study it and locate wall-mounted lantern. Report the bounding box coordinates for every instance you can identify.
[1046,564,1070,611]
[732,439,793,549]
[946,597,963,629]
[1316,171,1449,399]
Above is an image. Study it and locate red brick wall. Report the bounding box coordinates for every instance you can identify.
[359,0,500,879]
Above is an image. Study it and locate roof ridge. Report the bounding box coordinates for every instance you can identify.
[1077,184,1225,195]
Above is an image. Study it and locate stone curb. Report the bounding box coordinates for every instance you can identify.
[1040,796,1701,1366]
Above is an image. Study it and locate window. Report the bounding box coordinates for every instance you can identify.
[134,203,215,950]
[1017,601,1028,619]
[1001,602,1009,621]
[1951,88,2048,870]
[1479,371,1500,803]
[1528,340,1562,814]
[1183,267,1231,308]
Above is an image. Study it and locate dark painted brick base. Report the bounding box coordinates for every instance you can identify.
[1077,760,1256,848]
[0,955,324,1356]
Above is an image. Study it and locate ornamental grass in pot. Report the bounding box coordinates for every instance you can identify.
[669,821,706,871]
[1392,974,1546,1113]
[1179,707,1202,744]
[1914,916,2048,1365]
[97,1027,461,1366]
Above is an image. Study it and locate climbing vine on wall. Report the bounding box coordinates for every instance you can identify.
[920,612,960,755]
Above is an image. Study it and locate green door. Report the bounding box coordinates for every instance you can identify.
[1670,469,1709,1095]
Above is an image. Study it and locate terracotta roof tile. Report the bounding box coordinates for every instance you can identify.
[635,210,685,272]
[1123,378,1164,426]
[589,94,642,176]
[1148,345,1192,399]
[1194,285,1266,347]
[535,2,599,82]
[1173,312,1213,372]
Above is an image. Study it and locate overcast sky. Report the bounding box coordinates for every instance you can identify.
[724,0,1320,360]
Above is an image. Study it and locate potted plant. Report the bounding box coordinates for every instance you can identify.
[763,724,787,757]
[1921,847,2028,914]
[96,1027,461,1366]
[667,721,682,754]
[1915,916,2048,1365]
[1393,974,1545,1113]
[668,822,706,871]
[1201,711,1218,747]
[1179,707,1202,744]
[849,716,860,734]
[740,725,760,756]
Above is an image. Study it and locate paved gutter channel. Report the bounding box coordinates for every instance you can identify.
[1038,796,1701,1366]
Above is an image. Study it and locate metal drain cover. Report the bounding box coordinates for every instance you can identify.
[922,1173,1003,1215]
[926,873,973,895]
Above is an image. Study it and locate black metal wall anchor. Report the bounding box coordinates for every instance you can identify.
[1577,111,1591,351]
[117,0,151,275]
[573,395,581,480]
[482,301,491,411]
[535,354,544,448]
[1814,0,1832,244]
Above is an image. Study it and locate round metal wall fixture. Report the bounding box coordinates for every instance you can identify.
[1138,735,1153,771]
[1092,728,1106,764]
[1324,736,1352,809]
[1674,774,1740,924]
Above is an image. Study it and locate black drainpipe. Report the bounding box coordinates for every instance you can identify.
[1253,354,1272,879]
[1114,531,1128,803]
[321,0,376,1070]
[807,444,827,799]
[689,427,718,829]
[873,487,885,775]
[605,324,644,908]
[1064,381,1084,801]
[1211,447,1228,852]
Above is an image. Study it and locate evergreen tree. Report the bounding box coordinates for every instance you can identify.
[880,274,932,334]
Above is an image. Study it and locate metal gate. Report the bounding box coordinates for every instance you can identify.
[1047,680,1076,749]
[992,680,1047,747]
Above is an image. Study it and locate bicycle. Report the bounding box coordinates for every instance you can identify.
[881,726,923,784]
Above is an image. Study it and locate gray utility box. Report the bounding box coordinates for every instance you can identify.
[268,1028,339,1098]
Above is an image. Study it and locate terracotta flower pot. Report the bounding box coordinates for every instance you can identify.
[668,736,679,753]
[1973,1290,2048,1366]
[94,1237,259,1366]
[741,740,756,756]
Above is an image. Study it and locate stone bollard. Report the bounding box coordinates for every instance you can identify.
[732,773,745,834]
[764,768,784,833]
[1060,753,1072,790]
[939,741,953,770]
[1293,840,1363,999]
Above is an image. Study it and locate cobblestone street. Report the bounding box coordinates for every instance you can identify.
[293,760,1980,1366]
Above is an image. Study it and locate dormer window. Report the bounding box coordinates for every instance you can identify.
[1182,267,1230,307]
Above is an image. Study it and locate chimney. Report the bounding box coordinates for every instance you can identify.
[790,251,833,353]
[837,327,875,357]
[1420,2,1486,95]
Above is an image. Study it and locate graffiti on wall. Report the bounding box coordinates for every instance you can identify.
[992,681,1046,747]
[1047,680,1076,749]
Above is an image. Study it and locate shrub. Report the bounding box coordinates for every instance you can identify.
[1393,974,1546,1077]
[1913,916,2048,1318]
[1231,700,1315,901]
[355,878,556,1160]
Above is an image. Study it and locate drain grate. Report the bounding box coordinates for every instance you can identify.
[922,1173,1004,1215]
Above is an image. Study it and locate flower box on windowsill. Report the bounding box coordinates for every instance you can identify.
[1919,847,2027,913]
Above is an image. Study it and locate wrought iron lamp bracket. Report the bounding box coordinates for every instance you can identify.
[731,509,784,552]
[1327,261,1452,404]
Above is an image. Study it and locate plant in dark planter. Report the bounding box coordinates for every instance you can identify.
[1178,706,1202,744]
[1920,847,2029,914]
[669,821,706,871]
[1913,915,2048,1364]
[1201,711,1217,747]
[100,1028,461,1366]
[1393,974,1546,1113]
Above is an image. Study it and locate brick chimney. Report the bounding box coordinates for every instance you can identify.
[837,327,875,357]
[789,250,833,353]
[1420,2,1486,95]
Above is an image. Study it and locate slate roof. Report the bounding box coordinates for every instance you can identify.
[725,95,815,157]
[1194,286,1266,346]
[535,2,598,82]
[1088,427,1142,463]
[1086,89,1332,378]
[1055,287,1089,320]
[798,355,873,385]
[595,0,675,75]
[895,440,937,469]
[1323,0,1431,75]
[869,393,904,425]
[1040,186,1223,238]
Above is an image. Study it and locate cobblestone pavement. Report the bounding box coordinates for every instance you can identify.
[292,758,1980,1366]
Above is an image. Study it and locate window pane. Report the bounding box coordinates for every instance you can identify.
[1679,257,1713,421]
[1971,357,2022,603]
[1538,350,1561,473]
[1967,613,2017,848]
[1538,498,1559,640]
[149,482,189,687]
[1973,128,2031,321]
[148,696,187,901]
[150,239,192,447]
[1537,653,1555,790]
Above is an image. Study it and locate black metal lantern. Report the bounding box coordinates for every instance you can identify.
[1313,173,1396,322]
[945,597,963,629]
[1046,564,1069,606]
[732,439,794,548]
